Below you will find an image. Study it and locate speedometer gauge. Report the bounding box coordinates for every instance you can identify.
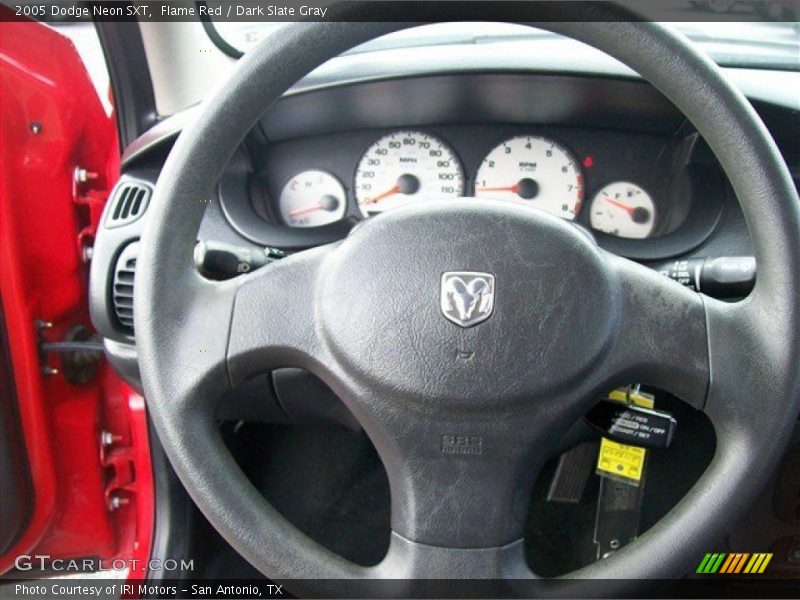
[354,131,464,217]
[474,136,583,220]
[589,181,655,238]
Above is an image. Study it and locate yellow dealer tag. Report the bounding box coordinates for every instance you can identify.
[597,437,647,485]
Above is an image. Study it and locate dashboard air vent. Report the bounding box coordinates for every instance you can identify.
[112,242,139,334]
[105,181,151,228]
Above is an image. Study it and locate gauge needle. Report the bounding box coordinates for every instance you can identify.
[289,203,323,217]
[476,184,521,194]
[288,195,340,217]
[364,183,401,205]
[603,196,636,216]
[476,178,539,200]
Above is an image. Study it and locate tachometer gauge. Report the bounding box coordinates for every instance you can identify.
[589,182,655,239]
[279,170,347,228]
[354,131,464,217]
[474,136,583,220]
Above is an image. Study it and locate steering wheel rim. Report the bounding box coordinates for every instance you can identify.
[136,6,800,594]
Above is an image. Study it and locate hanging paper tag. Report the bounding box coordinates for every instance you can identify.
[596,437,647,485]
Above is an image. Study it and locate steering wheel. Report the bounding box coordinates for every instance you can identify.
[136,5,800,595]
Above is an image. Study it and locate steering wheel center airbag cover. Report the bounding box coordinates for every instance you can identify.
[319,200,619,407]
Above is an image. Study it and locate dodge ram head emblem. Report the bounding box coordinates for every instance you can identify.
[440,272,495,327]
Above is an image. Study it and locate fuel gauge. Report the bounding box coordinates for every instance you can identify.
[279,170,347,228]
[589,182,655,239]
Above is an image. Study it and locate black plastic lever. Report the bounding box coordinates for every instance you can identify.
[194,241,285,279]
[652,256,755,298]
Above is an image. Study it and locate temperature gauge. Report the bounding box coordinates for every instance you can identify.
[589,182,655,239]
[279,170,347,228]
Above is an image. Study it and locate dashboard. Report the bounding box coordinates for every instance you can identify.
[238,124,718,251]
[268,130,653,235]
[203,72,743,261]
[90,69,799,390]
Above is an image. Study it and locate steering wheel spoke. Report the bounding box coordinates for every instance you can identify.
[359,410,547,582]
[226,244,336,385]
[331,379,588,562]
[698,296,791,432]
[605,253,710,409]
[375,532,531,580]
[377,415,546,550]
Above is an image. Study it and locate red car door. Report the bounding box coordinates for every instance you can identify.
[0,13,153,579]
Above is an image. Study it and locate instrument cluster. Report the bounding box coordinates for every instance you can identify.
[270,129,660,240]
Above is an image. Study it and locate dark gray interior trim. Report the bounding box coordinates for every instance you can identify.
[120,63,800,168]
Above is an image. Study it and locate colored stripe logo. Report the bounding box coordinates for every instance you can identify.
[696,553,773,574]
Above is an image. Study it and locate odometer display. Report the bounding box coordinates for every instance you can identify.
[474,136,583,220]
[354,131,464,217]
